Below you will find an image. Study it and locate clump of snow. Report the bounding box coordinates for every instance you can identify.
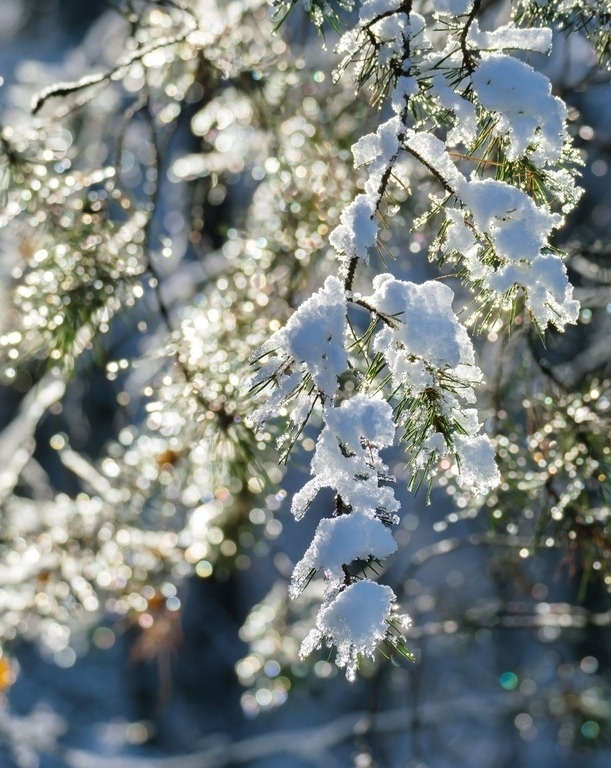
[291,396,400,520]
[249,367,304,429]
[367,12,409,59]
[253,275,348,406]
[290,511,397,596]
[521,254,580,328]
[357,275,499,491]
[330,194,378,265]
[454,433,501,494]
[391,75,419,113]
[459,178,562,264]
[332,115,409,267]
[440,207,487,282]
[280,276,348,395]
[364,274,475,369]
[425,78,478,147]
[404,130,466,193]
[472,53,567,165]
[352,116,403,169]
[439,178,580,330]
[359,0,402,25]
[324,392,396,452]
[300,580,399,681]
[431,0,473,14]
[337,2,420,92]
[468,21,552,54]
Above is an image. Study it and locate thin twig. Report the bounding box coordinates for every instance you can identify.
[459,0,482,75]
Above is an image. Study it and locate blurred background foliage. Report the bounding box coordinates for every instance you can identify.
[0,1,610,766]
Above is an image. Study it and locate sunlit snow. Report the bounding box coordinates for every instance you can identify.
[290,511,397,596]
[300,580,399,681]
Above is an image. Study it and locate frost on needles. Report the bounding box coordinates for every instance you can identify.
[253,0,582,679]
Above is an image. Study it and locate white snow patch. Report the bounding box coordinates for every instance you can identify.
[458,178,562,264]
[522,255,580,328]
[330,194,378,265]
[359,0,402,24]
[448,178,580,329]
[352,116,403,168]
[324,393,396,451]
[404,130,465,190]
[290,430,399,521]
[290,396,399,520]
[430,76,477,147]
[391,75,419,113]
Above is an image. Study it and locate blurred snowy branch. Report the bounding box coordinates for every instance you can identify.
[0,370,65,502]
[0,702,66,767]
[64,696,516,768]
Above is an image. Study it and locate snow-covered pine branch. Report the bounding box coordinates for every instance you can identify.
[252,0,582,678]
[513,0,611,71]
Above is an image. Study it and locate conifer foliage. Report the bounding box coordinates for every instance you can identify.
[254,0,583,674]
[0,0,610,710]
